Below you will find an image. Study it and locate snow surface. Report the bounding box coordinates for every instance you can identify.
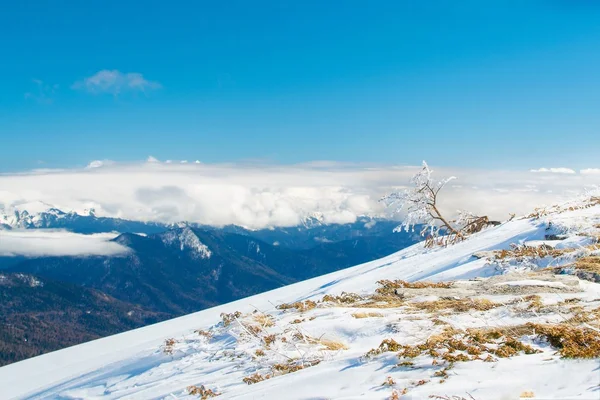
[1,205,600,399]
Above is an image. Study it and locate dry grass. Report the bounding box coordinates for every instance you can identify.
[397,360,415,367]
[253,312,275,327]
[526,196,600,219]
[321,290,404,309]
[263,334,276,348]
[321,292,365,304]
[365,338,402,358]
[277,300,317,312]
[351,311,384,319]
[194,329,212,339]
[492,243,569,260]
[529,323,600,358]
[242,372,271,385]
[271,359,321,376]
[162,338,177,355]
[391,326,540,370]
[520,391,535,399]
[524,294,544,312]
[382,376,396,386]
[220,311,242,327]
[574,256,600,274]
[320,338,349,351]
[411,298,500,313]
[376,280,453,296]
[187,385,220,399]
[243,323,263,336]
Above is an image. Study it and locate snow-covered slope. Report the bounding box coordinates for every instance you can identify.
[1,202,600,400]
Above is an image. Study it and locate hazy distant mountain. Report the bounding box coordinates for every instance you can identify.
[3,226,419,314]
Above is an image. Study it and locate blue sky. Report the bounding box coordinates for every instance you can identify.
[2,1,600,172]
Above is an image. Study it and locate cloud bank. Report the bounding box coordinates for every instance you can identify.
[0,230,130,257]
[72,70,161,95]
[1,161,600,230]
[530,167,576,174]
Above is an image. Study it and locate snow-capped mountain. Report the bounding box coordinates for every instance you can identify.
[1,197,599,399]
[0,205,403,249]
[0,206,166,234]
[159,227,212,259]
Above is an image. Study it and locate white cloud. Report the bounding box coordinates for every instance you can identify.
[580,168,600,175]
[146,156,160,163]
[86,160,115,169]
[0,230,130,257]
[530,167,576,174]
[1,161,600,230]
[72,70,161,95]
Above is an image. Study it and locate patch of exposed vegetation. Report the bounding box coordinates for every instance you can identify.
[162,338,177,355]
[252,312,275,327]
[492,243,570,261]
[242,372,271,385]
[411,298,499,313]
[277,300,317,312]
[187,385,220,399]
[194,329,213,339]
[526,196,600,219]
[220,311,242,327]
[529,323,600,358]
[376,280,453,296]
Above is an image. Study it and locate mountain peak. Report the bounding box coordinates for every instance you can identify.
[159,227,212,259]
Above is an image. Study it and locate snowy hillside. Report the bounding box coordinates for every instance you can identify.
[1,198,600,400]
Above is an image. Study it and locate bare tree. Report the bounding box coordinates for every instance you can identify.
[381,161,493,247]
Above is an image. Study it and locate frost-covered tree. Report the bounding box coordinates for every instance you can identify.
[382,161,498,246]
[381,161,463,243]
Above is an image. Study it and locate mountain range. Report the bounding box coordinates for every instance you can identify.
[0,207,421,366]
